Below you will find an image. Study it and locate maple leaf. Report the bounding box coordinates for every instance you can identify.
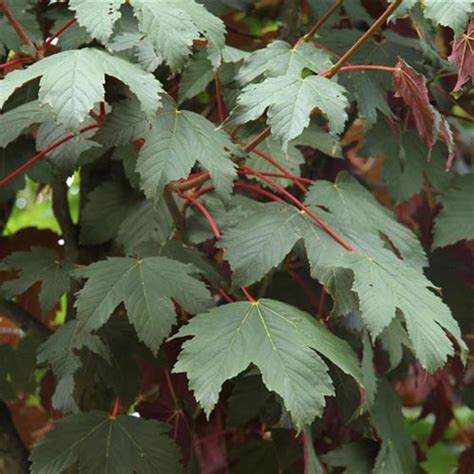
[448,20,474,92]
[29,411,182,473]
[172,298,363,429]
[74,256,213,353]
[0,247,73,314]
[393,59,435,154]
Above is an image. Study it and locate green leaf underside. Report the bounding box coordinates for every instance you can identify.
[137,96,236,200]
[173,298,362,429]
[226,74,349,150]
[236,40,332,83]
[0,247,72,314]
[75,256,213,353]
[69,0,125,44]
[29,411,182,474]
[0,48,163,132]
[130,0,225,71]
[0,101,50,148]
[423,0,472,37]
[219,174,465,371]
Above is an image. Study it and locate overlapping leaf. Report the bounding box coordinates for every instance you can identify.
[173,298,363,429]
[75,256,213,353]
[136,95,237,201]
[433,174,474,248]
[423,0,472,37]
[38,320,110,412]
[30,411,182,474]
[305,172,427,269]
[0,247,73,314]
[69,0,124,44]
[219,174,466,371]
[0,101,49,148]
[0,48,163,132]
[226,75,349,150]
[80,180,137,245]
[129,0,225,71]
[236,40,332,84]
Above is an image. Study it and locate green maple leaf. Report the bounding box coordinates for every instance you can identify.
[349,71,395,127]
[236,40,332,84]
[35,115,100,176]
[172,298,363,429]
[423,0,472,37]
[433,174,474,248]
[0,48,163,132]
[38,320,110,412]
[96,98,153,147]
[136,96,237,201]
[361,125,452,204]
[116,199,173,254]
[80,181,137,245]
[0,247,73,314]
[75,256,213,353]
[305,172,427,269]
[0,101,49,148]
[29,411,182,474]
[219,175,466,371]
[68,0,125,44]
[371,380,417,473]
[226,75,349,150]
[129,0,225,71]
[322,440,376,474]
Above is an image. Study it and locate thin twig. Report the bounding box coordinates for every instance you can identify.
[325,0,403,78]
[0,56,34,70]
[0,0,38,56]
[164,185,186,232]
[0,123,99,188]
[241,287,257,303]
[176,189,220,239]
[302,0,344,41]
[240,165,356,252]
[43,17,77,50]
[214,72,226,123]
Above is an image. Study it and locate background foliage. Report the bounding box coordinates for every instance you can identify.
[0,0,473,472]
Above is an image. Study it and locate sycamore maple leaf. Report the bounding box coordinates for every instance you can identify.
[448,20,474,92]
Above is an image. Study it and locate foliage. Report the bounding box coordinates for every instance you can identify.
[0,0,473,472]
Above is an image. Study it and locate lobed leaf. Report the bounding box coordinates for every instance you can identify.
[30,411,182,473]
[173,298,363,429]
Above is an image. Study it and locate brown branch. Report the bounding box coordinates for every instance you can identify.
[0,299,52,339]
[0,0,38,56]
[326,0,403,78]
[303,0,344,40]
[164,185,186,231]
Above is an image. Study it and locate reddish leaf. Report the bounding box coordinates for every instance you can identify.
[393,60,435,154]
[448,20,474,92]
